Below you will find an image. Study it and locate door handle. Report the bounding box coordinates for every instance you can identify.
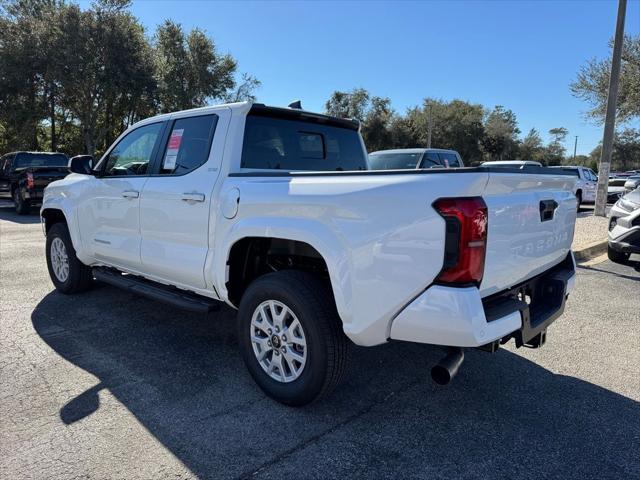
[181,192,205,203]
[122,190,139,199]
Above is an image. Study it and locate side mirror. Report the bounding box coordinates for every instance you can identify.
[68,155,95,175]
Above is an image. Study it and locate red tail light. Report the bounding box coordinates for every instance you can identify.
[26,172,34,189]
[433,197,488,285]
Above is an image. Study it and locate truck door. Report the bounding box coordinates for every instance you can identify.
[77,122,164,270]
[139,108,231,290]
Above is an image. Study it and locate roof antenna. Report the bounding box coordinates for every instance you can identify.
[288,100,302,110]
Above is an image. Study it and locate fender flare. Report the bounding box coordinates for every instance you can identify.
[213,216,354,326]
[41,199,85,263]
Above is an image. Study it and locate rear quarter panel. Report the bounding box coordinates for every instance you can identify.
[215,172,489,346]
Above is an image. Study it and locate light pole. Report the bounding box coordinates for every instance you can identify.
[595,0,627,217]
[427,104,433,148]
[573,136,578,161]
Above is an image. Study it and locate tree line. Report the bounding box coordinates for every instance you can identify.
[1,1,638,171]
[0,0,260,157]
[325,34,639,170]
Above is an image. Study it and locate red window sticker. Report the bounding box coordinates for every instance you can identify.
[164,129,184,170]
[167,129,184,152]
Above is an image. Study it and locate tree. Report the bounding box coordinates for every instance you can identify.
[224,73,261,103]
[325,88,396,151]
[519,128,544,161]
[324,88,371,120]
[58,2,157,155]
[479,106,521,160]
[589,128,640,171]
[570,34,640,124]
[544,127,569,166]
[0,1,255,156]
[549,127,569,144]
[154,20,236,113]
[403,99,485,163]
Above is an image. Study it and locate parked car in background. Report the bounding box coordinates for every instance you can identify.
[0,151,69,214]
[481,160,543,168]
[623,175,640,194]
[550,166,598,210]
[41,102,578,406]
[608,187,640,263]
[608,177,628,204]
[368,148,464,170]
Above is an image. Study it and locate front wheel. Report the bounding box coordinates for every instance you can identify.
[13,188,30,215]
[46,222,94,294]
[237,271,349,406]
[607,244,630,264]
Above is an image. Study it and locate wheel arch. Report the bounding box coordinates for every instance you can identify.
[216,218,353,327]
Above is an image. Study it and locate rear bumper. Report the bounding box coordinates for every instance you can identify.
[390,253,576,348]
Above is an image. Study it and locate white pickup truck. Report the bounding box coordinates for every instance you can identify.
[42,102,578,406]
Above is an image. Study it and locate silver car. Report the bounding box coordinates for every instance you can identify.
[608,187,640,263]
[623,175,640,194]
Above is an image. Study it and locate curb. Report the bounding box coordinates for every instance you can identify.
[573,240,608,263]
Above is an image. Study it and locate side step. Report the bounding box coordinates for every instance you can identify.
[93,268,220,313]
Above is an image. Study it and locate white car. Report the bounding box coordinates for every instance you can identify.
[550,166,598,209]
[608,188,640,263]
[41,102,578,405]
[369,148,464,170]
[624,175,640,194]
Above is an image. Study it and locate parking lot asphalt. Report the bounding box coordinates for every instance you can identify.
[1,201,639,480]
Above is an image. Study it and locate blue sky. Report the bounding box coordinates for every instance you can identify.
[90,0,639,155]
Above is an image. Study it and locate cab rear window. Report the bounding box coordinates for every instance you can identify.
[241,115,367,171]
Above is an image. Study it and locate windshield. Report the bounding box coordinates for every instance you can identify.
[15,153,68,168]
[369,152,421,170]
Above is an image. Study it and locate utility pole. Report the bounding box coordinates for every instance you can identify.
[573,136,578,161]
[427,104,433,148]
[595,0,627,217]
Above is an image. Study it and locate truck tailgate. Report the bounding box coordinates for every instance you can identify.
[480,172,576,297]
[30,167,69,189]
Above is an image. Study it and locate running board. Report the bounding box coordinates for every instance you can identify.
[92,268,220,313]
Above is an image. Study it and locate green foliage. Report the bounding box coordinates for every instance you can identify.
[570,35,640,124]
[479,106,520,160]
[0,1,258,156]
[589,128,640,171]
[519,128,544,162]
[325,89,396,152]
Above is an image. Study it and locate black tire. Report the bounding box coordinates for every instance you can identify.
[46,222,94,294]
[607,244,630,264]
[13,188,30,215]
[237,270,349,406]
[575,191,582,212]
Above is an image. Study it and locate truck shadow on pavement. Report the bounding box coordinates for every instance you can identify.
[0,203,41,224]
[32,287,639,480]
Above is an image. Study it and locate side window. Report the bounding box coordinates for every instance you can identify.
[439,152,460,168]
[159,115,218,175]
[103,123,162,176]
[422,152,443,168]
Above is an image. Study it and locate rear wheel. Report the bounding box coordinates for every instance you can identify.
[575,191,582,212]
[237,270,349,406]
[13,188,30,215]
[607,244,630,264]
[46,222,94,294]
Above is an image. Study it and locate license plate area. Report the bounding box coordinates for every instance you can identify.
[482,253,574,348]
